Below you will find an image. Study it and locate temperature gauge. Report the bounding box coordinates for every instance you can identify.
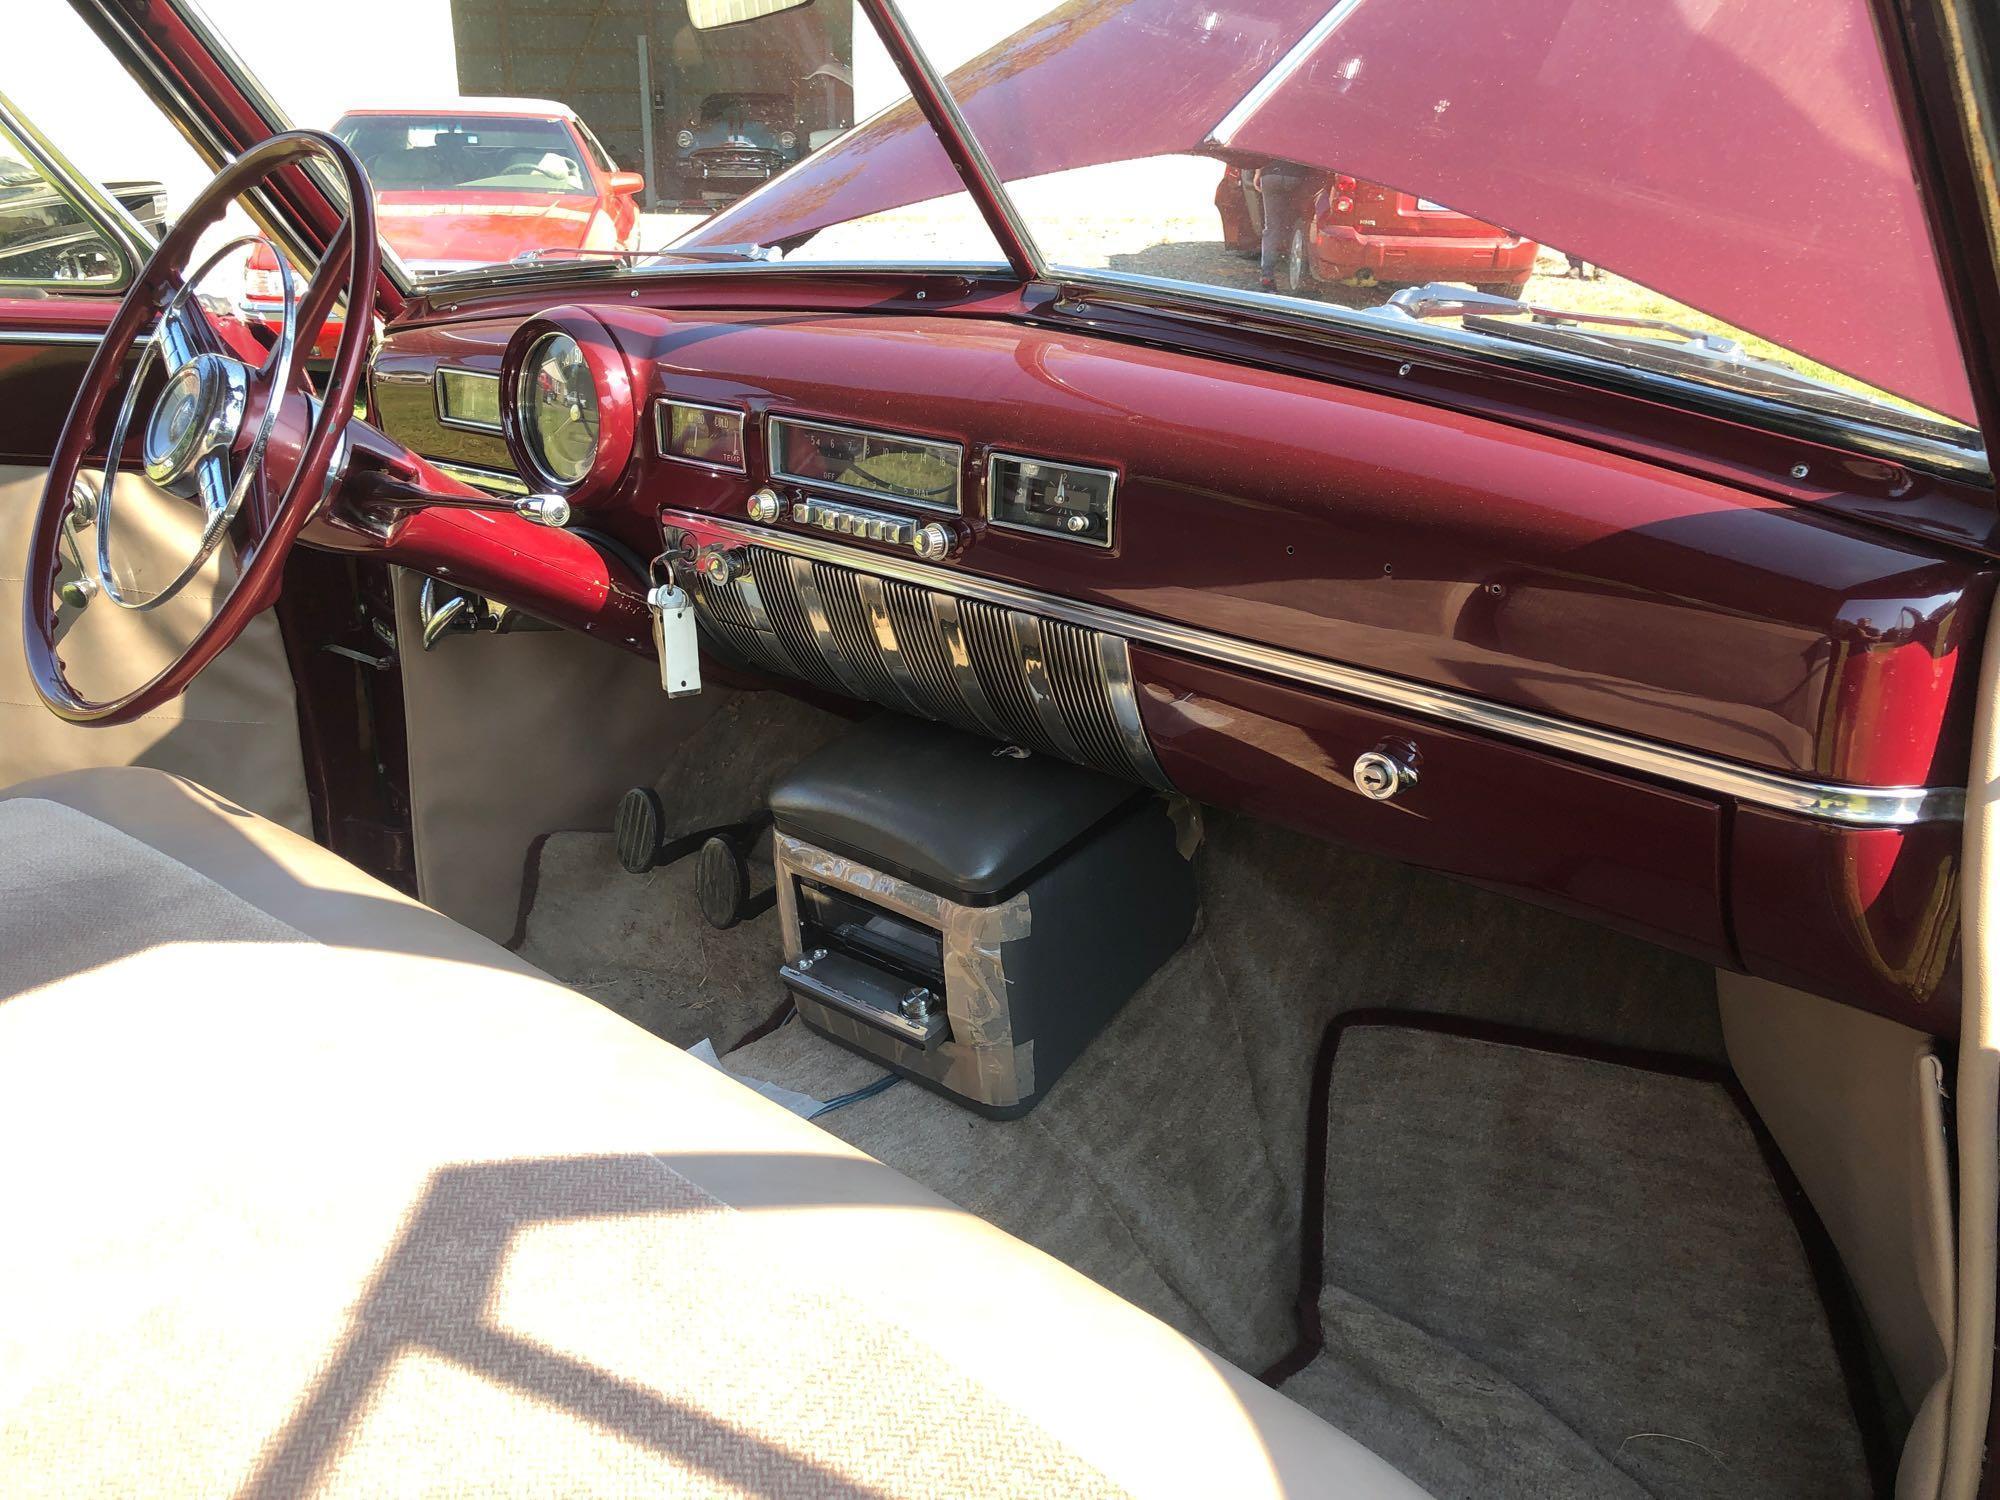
[987,453,1117,547]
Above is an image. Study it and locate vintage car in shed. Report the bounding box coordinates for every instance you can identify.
[673,90,806,203]
[1,0,1998,1496]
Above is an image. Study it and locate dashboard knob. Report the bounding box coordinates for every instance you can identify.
[695,546,747,585]
[911,521,956,562]
[1353,743,1420,801]
[746,487,784,523]
[512,493,571,527]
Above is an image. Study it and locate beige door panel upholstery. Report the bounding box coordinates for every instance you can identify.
[393,566,718,941]
[0,465,310,834]
[1720,972,1956,1498]
[0,765,1428,1498]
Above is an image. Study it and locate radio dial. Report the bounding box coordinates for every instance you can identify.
[911,521,957,562]
[746,487,784,523]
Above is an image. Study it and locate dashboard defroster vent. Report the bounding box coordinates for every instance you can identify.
[686,542,1172,791]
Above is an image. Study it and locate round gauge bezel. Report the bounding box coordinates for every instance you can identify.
[501,305,635,504]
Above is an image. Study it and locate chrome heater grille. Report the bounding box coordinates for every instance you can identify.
[688,544,1172,791]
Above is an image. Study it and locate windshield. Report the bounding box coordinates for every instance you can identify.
[332,113,589,195]
[863,0,1980,455]
[197,0,1004,280]
[192,0,1980,461]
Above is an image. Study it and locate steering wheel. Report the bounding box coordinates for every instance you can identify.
[22,131,378,725]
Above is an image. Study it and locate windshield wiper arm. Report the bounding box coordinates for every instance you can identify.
[418,253,628,290]
[1371,283,1972,445]
[1383,284,1740,352]
[421,243,784,290]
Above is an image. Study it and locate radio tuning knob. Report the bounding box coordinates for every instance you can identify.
[746,487,784,523]
[911,520,957,562]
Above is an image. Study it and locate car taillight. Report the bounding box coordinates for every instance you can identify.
[241,241,283,305]
[1331,173,1356,214]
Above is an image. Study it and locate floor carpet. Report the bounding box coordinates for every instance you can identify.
[1275,1018,1871,1500]
[506,694,1874,1489]
[511,687,848,1051]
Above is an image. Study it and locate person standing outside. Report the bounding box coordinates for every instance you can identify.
[1255,159,1310,292]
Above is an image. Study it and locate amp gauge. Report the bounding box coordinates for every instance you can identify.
[987,452,1117,547]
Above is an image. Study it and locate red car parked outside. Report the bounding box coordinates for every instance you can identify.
[1217,163,1537,296]
[241,99,645,350]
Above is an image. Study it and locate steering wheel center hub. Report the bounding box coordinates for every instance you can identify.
[143,352,246,488]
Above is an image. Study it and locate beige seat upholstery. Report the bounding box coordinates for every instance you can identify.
[0,766,1424,1499]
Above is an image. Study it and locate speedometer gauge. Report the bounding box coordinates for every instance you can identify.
[501,308,635,509]
[518,331,600,487]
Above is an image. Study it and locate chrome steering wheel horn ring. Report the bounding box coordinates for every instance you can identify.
[142,352,247,488]
[93,232,296,614]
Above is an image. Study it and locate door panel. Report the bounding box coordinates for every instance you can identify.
[0,463,310,833]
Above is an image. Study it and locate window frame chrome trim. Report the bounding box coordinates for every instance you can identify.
[164,0,415,298]
[652,396,749,474]
[432,367,503,436]
[0,93,147,293]
[767,413,964,513]
[660,506,1965,828]
[1044,269,1989,483]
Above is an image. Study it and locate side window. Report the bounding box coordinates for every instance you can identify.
[0,115,131,288]
[0,9,226,298]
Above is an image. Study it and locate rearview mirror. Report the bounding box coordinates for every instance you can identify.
[606,171,645,197]
[685,0,814,29]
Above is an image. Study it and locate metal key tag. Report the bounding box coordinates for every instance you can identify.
[647,574,702,699]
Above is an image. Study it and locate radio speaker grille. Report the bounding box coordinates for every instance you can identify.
[689,545,1171,791]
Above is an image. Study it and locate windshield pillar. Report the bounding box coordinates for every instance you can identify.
[858,0,1043,282]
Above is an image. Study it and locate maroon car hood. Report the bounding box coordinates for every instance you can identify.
[682,0,1976,426]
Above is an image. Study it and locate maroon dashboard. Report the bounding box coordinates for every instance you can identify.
[357,289,1993,1034]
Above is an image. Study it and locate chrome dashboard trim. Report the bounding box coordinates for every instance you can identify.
[0,329,108,346]
[433,460,529,497]
[1096,634,1172,790]
[661,508,1965,827]
[1008,610,1089,763]
[785,552,875,702]
[926,591,1012,742]
[432,367,503,435]
[855,572,928,711]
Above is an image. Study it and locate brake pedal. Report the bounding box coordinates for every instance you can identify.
[615,787,669,874]
[696,832,777,930]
